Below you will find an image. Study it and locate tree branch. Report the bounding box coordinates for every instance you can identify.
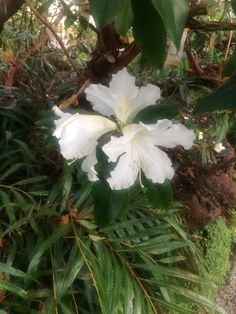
[187,19,236,31]
[24,0,79,76]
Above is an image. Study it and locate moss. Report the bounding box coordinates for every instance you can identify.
[231,209,236,243]
[202,217,232,286]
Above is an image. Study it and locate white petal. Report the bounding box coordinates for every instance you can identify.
[102,124,142,162]
[145,119,196,150]
[81,150,98,182]
[127,83,161,122]
[214,143,225,153]
[85,68,161,124]
[107,150,139,190]
[109,68,137,98]
[53,109,116,160]
[139,144,174,183]
[103,123,176,189]
[52,106,74,138]
[85,84,115,117]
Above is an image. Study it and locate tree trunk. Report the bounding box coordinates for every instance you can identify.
[0,0,24,33]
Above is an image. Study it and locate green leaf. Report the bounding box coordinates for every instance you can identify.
[231,0,236,14]
[92,182,129,227]
[0,162,25,183]
[59,0,77,28]
[132,0,167,68]
[151,0,189,49]
[222,48,236,77]
[0,191,16,222]
[0,280,29,299]
[134,99,179,123]
[195,74,236,113]
[28,224,70,274]
[114,0,133,35]
[38,0,55,14]
[12,176,48,186]
[0,262,27,278]
[57,242,84,299]
[90,0,126,29]
[144,180,173,210]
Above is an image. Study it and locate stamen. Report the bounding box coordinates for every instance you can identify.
[67,159,77,166]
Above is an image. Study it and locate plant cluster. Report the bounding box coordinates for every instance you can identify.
[0,0,235,313]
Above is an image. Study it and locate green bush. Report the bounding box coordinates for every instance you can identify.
[231,209,236,243]
[203,217,232,286]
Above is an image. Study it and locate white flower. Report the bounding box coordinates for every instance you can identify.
[53,68,196,189]
[85,68,161,124]
[198,131,203,140]
[214,143,225,153]
[102,120,196,190]
[52,106,116,181]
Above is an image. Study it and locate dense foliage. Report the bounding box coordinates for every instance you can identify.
[0,0,236,313]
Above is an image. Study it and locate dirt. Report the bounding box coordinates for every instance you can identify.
[172,142,236,229]
[217,248,236,314]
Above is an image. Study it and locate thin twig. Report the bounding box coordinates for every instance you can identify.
[24,0,80,76]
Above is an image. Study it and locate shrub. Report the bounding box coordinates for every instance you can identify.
[203,217,232,286]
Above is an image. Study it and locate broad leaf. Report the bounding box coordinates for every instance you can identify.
[132,0,167,68]
[114,0,133,35]
[134,99,179,123]
[151,0,189,49]
[144,179,173,210]
[90,0,126,29]
[231,0,236,14]
[195,74,236,113]
[92,182,128,227]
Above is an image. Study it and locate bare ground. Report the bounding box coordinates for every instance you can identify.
[217,248,236,314]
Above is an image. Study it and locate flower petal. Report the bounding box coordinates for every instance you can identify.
[53,108,116,160]
[103,123,175,189]
[107,150,139,190]
[53,106,74,138]
[144,119,196,150]
[85,68,161,124]
[81,150,98,181]
[85,84,115,117]
[139,144,174,183]
[127,83,161,122]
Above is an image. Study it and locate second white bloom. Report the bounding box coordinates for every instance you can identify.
[102,120,196,190]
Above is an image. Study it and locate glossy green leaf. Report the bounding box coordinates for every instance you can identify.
[151,0,189,49]
[90,0,126,29]
[195,74,236,113]
[114,0,133,35]
[92,182,128,227]
[144,179,173,210]
[132,0,167,68]
[134,99,179,123]
[231,0,236,14]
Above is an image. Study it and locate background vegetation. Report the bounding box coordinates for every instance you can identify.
[0,0,236,313]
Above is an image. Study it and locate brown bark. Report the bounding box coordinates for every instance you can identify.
[0,0,24,32]
[187,19,236,31]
